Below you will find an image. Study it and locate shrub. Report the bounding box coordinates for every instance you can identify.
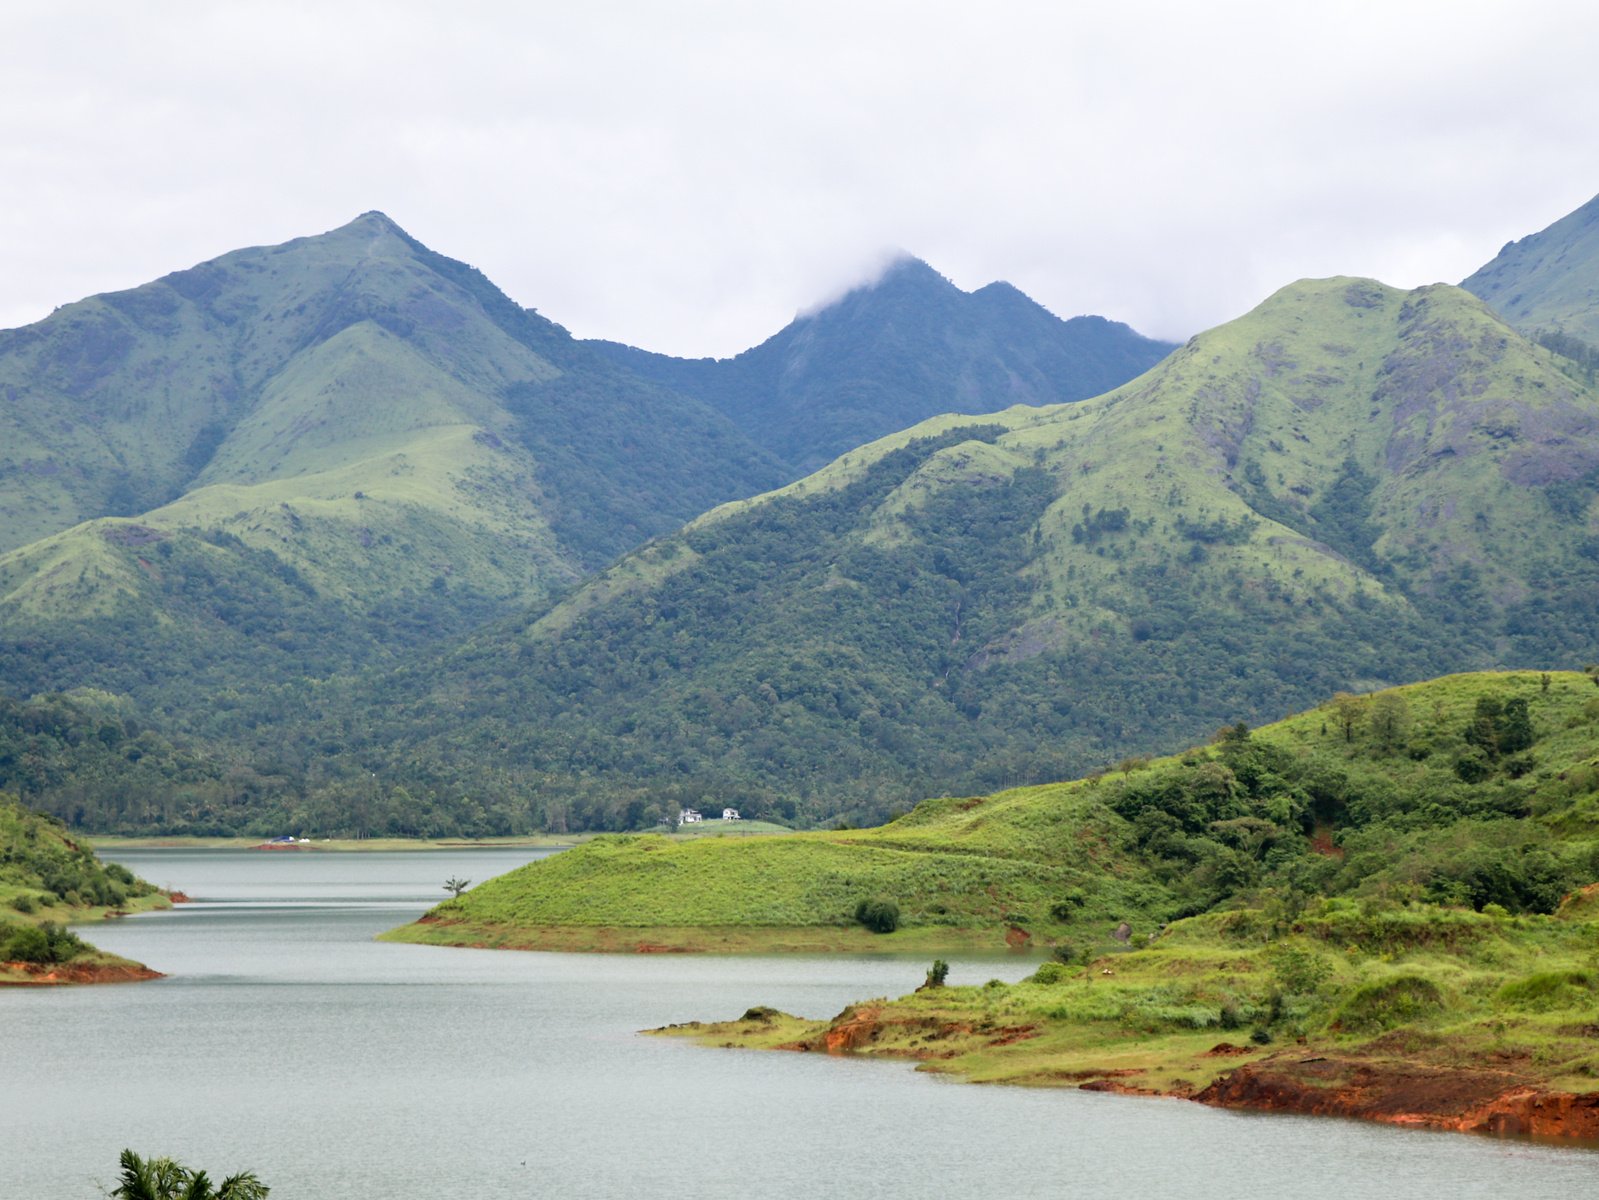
[1454,749,1493,783]
[1332,975,1446,1033]
[854,896,900,934]
[925,959,950,987]
[1267,945,1332,995]
[1049,889,1087,922]
[10,894,36,914]
[1,922,49,963]
[1497,970,1596,1012]
[1028,961,1068,985]
[1,921,84,964]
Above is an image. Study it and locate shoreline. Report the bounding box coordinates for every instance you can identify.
[92,824,796,853]
[380,917,1043,955]
[90,834,592,853]
[650,1003,1599,1144]
[0,955,165,987]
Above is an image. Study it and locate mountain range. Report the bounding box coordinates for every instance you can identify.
[0,215,1162,702]
[4,192,1599,836]
[266,269,1598,834]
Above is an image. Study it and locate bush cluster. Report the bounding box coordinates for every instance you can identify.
[0,920,86,964]
[854,896,900,933]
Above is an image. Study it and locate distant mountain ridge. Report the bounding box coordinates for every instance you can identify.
[1463,190,1599,347]
[592,255,1175,473]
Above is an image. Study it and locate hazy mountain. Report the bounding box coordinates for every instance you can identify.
[593,255,1176,474]
[227,276,1599,835]
[1463,190,1599,347]
[0,213,785,694]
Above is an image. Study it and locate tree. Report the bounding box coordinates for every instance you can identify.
[1330,692,1365,743]
[443,877,471,898]
[1369,693,1410,753]
[1498,697,1534,755]
[110,1149,269,1200]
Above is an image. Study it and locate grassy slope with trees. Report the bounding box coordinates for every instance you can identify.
[230,276,1599,838]
[387,670,1599,950]
[394,670,1599,1136]
[0,794,167,983]
[8,260,1599,839]
[17,275,1599,836]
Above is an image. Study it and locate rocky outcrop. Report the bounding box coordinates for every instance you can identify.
[0,959,164,985]
[751,1008,1599,1142]
[778,1004,1040,1059]
[1196,1056,1599,1140]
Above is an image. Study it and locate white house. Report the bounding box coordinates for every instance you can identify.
[721,808,741,821]
[678,808,703,825]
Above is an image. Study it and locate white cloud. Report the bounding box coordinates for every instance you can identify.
[2,0,1598,354]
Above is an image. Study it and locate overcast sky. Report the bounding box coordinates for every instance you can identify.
[4,1,1599,356]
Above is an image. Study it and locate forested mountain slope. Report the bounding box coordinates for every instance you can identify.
[594,256,1175,474]
[250,277,1599,834]
[0,213,785,698]
[13,267,1599,837]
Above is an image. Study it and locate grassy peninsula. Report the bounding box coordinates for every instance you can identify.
[655,892,1599,1139]
[395,670,1599,1135]
[387,670,1599,953]
[651,669,1599,1139]
[1,794,168,984]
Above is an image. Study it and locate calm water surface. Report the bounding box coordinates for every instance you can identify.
[1,848,1594,1198]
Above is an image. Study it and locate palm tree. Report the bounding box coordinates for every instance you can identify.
[111,1149,270,1199]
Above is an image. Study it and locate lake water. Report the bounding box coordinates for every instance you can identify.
[2,848,1595,1198]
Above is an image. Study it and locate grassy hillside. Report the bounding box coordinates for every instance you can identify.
[595,255,1175,475]
[1463,189,1599,349]
[290,277,1599,835]
[659,894,1599,1139]
[387,670,1599,950]
[0,794,167,983]
[638,672,1599,1137]
[0,212,784,703]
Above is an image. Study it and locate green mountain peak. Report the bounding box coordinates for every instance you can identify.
[0,216,785,697]
[594,254,1176,474]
